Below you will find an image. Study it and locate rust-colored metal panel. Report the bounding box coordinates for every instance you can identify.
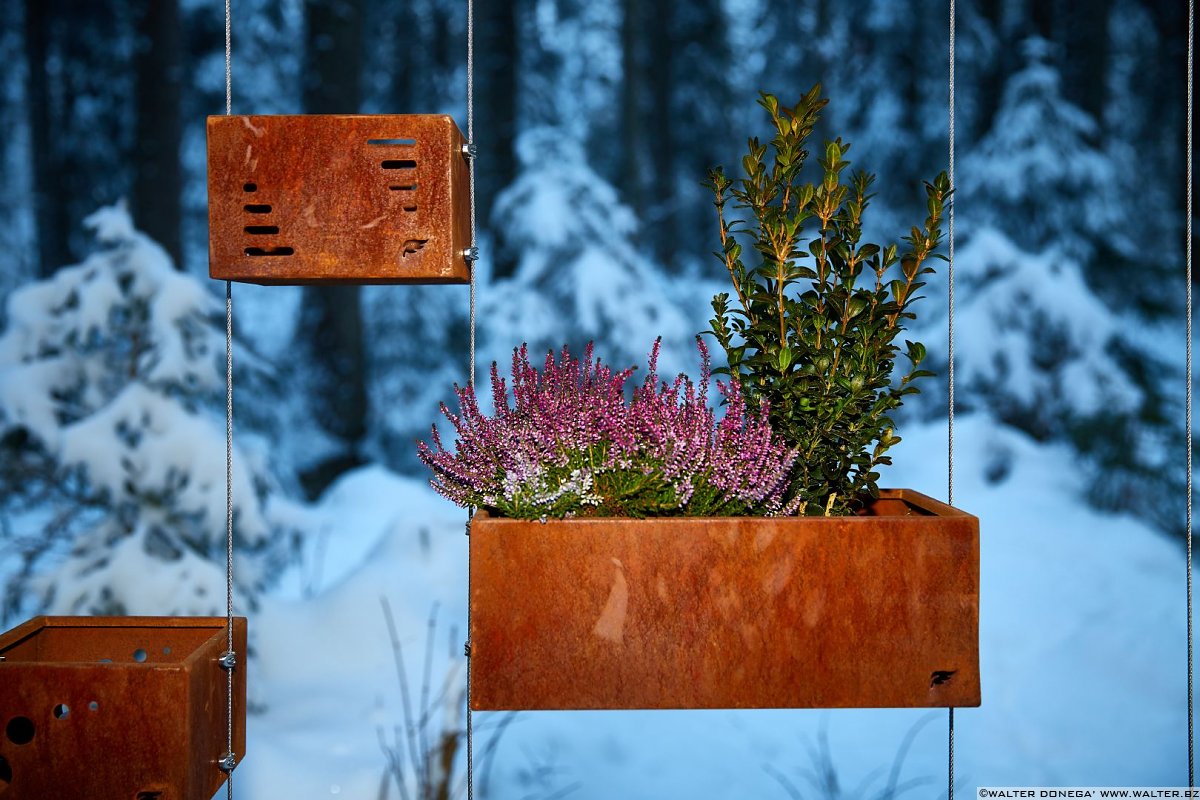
[208,114,471,284]
[0,616,248,799]
[469,489,979,710]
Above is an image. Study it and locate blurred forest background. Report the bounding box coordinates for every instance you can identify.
[0,0,1193,621]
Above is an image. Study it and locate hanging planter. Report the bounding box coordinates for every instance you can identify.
[422,339,980,711]
[0,616,247,800]
[423,86,980,712]
[208,114,471,285]
[468,490,978,710]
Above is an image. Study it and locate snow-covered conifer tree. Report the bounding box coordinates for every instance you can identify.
[919,37,1181,531]
[486,128,696,377]
[960,37,1126,263]
[0,203,305,621]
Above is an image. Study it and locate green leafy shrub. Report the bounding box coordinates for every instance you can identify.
[706,86,950,515]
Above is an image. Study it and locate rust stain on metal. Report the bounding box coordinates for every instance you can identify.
[469,489,980,710]
[208,114,471,285]
[0,616,248,799]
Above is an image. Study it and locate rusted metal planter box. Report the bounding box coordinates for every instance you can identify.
[0,616,247,800]
[208,114,471,285]
[469,489,979,710]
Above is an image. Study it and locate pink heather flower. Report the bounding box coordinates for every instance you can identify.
[418,339,799,519]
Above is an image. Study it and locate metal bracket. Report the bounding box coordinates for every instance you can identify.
[464,641,472,658]
[218,651,237,671]
[462,142,478,160]
[218,753,237,772]
[463,246,479,264]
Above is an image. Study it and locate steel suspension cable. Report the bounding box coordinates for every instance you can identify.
[467,0,478,393]
[222,0,237,796]
[947,0,957,796]
[465,0,478,797]
[1187,0,1195,786]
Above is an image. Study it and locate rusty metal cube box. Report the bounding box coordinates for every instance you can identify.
[0,616,247,800]
[208,114,471,284]
[469,489,980,710]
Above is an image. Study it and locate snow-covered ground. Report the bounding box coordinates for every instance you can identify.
[236,412,1191,799]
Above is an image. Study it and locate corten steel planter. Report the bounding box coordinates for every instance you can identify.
[0,616,247,800]
[208,114,471,285]
[469,489,979,710]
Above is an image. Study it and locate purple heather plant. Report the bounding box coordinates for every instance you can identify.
[418,339,801,519]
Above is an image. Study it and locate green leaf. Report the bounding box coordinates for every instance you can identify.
[777,347,793,372]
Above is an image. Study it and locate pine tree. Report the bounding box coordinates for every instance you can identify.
[487,129,695,378]
[960,37,1123,262]
[0,1,34,294]
[1099,0,1182,318]
[0,204,304,622]
[24,0,135,275]
[925,35,1183,534]
[294,0,371,498]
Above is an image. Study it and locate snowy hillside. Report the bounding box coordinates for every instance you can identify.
[235,412,1191,799]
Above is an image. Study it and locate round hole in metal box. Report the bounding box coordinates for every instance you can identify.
[52,704,68,720]
[88,701,99,712]
[4,717,33,745]
[133,648,147,663]
[0,753,11,791]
